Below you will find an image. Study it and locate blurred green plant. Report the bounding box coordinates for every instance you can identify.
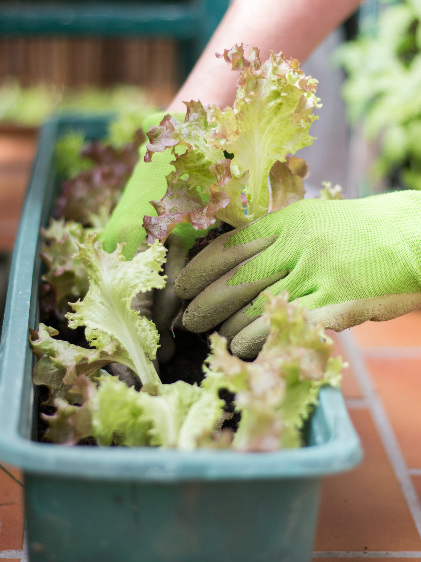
[0,80,158,129]
[335,0,421,190]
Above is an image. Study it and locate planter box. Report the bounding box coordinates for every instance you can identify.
[0,116,362,562]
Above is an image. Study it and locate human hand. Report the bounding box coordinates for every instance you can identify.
[175,190,421,358]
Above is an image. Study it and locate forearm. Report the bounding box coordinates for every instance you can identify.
[167,0,362,112]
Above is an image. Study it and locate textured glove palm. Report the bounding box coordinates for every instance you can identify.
[175,190,421,358]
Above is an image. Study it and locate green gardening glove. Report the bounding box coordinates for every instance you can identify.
[102,111,204,364]
[101,112,185,259]
[175,190,421,358]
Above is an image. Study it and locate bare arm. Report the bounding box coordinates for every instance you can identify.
[167,0,362,112]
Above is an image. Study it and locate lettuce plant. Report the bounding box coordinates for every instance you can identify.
[32,45,344,451]
[143,44,319,242]
[33,236,166,389]
[41,121,144,321]
[33,287,342,449]
[202,292,342,450]
[40,219,92,312]
[55,128,144,226]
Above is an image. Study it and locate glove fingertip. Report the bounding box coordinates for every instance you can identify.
[229,316,270,359]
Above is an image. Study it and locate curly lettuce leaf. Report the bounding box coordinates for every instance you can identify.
[30,324,131,406]
[146,381,225,449]
[91,376,225,449]
[55,130,143,226]
[40,219,92,308]
[144,106,222,215]
[267,157,308,212]
[42,375,98,444]
[204,333,287,451]
[66,235,166,386]
[145,103,223,186]
[203,292,343,451]
[208,45,320,224]
[143,169,230,242]
[91,376,151,446]
[143,45,319,241]
[143,105,230,241]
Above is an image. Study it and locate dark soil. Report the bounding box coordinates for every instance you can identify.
[38,282,87,346]
[159,329,210,386]
[186,221,234,262]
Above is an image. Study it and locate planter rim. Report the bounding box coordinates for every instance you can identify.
[0,116,362,483]
[0,385,362,482]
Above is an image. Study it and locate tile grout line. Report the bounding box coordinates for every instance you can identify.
[313,551,421,558]
[345,397,369,408]
[0,463,24,487]
[340,330,421,539]
[0,549,26,560]
[359,347,421,359]
[0,526,28,561]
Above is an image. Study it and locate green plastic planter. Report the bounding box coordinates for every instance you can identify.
[0,116,362,562]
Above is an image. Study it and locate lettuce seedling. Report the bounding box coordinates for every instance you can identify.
[91,377,225,449]
[36,291,343,449]
[32,235,167,390]
[143,44,319,242]
[203,292,343,451]
[32,47,345,451]
[40,219,93,312]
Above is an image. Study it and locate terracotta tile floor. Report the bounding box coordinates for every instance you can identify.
[313,314,421,559]
[0,130,38,254]
[0,131,421,561]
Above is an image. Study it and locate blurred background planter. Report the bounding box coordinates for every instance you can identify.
[336,0,421,195]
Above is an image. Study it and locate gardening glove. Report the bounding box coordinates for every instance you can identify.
[101,111,185,259]
[102,111,188,364]
[175,190,421,359]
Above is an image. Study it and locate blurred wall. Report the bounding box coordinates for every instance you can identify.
[301,28,355,199]
[0,37,180,103]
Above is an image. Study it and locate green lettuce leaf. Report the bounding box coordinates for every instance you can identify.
[40,219,92,308]
[146,381,225,449]
[208,45,320,225]
[91,375,151,446]
[91,376,225,449]
[143,45,320,241]
[66,235,167,386]
[30,324,126,404]
[42,375,98,444]
[203,292,343,451]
